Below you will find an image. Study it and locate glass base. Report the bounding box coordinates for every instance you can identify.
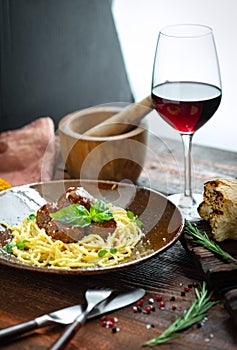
[168,193,203,220]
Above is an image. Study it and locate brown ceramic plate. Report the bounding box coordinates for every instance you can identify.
[0,179,184,274]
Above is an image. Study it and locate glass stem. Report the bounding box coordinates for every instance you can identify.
[180,133,194,201]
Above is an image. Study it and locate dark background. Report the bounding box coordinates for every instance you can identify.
[0,0,133,131]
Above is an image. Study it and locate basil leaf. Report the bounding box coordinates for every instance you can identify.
[90,200,113,222]
[49,204,91,227]
[92,200,109,213]
[92,211,113,222]
[49,200,114,227]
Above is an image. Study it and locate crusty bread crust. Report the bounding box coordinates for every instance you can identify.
[198,178,237,242]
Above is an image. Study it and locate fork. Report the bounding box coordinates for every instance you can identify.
[49,288,114,350]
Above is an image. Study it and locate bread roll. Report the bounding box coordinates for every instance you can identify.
[198,178,237,242]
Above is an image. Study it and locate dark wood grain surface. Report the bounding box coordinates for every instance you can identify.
[1,135,237,350]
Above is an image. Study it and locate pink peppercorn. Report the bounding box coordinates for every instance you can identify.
[155,295,163,301]
[107,320,114,327]
[159,301,165,308]
[145,306,151,314]
[137,299,144,306]
[183,285,190,292]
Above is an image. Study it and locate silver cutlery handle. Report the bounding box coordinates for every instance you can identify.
[49,313,86,350]
[0,315,51,340]
[0,319,38,339]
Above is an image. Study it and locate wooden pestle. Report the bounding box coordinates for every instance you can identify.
[84,95,154,137]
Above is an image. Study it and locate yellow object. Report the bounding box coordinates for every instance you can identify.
[0,178,12,191]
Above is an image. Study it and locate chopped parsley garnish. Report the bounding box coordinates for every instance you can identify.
[110,247,117,254]
[5,244,14,253]
[98,248,118,257]
[98,249,108,257]
[127,210,142,228]
[5,239,29,253]
[27,213,36,221]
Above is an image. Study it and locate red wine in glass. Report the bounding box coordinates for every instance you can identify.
[152,81,222,134]
[151,24,222,218]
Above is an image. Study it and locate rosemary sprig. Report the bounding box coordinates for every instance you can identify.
[184,219,237,263]
[143,282,219,347]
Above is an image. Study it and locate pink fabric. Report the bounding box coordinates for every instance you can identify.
[0,117,57,186]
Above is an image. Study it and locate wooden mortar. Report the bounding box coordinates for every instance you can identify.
[59,105,148,182]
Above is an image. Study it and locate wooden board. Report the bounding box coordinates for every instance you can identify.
[182,219,237,325]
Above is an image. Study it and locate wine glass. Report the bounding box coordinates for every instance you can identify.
[151,24,222,218]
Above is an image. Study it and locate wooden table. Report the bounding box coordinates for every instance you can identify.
[1,135,237,350]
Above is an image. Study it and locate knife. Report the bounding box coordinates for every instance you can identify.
[50,287,146,350]
[0,288,145,341]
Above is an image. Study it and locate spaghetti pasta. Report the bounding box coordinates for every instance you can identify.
[5,204,143,269]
